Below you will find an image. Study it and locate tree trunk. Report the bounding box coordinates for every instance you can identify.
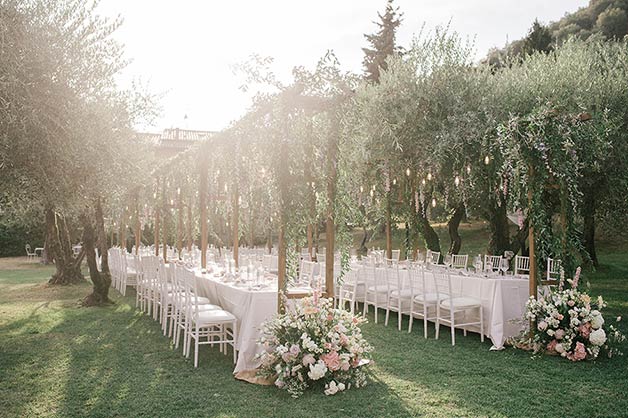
[582,190,598,267]
[359,225,370,254]
[486,200,510,256]
[447,203,465,255]
[414,203,440,256]
[46,207,84,285]
[81,200,112,306]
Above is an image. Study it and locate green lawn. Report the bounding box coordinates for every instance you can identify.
[1,240,627,417]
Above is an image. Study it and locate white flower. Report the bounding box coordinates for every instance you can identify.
[324,381,340,395]
[337,382,346,391]
[307,360,328,381]
[590,328,607,346]
[555,343,565,354]
[547,329,555,337]
[591,312,604,330]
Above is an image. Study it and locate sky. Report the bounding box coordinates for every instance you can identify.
[97,0,589,133]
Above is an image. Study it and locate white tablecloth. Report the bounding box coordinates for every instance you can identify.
[194,271,278,375]
[349,270,528,349]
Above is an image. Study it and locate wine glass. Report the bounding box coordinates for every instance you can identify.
[444,254,452,269]
[499,258,509,276]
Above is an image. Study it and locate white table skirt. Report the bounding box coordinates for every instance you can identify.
[194,271,278,374]
[348,270,528,349]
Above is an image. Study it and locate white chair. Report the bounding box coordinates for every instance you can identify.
[339,268,362,314]
[434,271,484,346]
[408,265,439,338]
[298,260,318,288]
[391,249,401,262]
[427,250,441,265]
[181,267,237,367]
[451,254,468,270]
[547,257,562,281]
[484,255,502,273]
[25,244,38,262]
[362,267,394,324]
[386,264,413,330]
[514,255,530,276]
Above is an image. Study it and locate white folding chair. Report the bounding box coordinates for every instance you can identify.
[451,254,468,270]
[514,255,530,276]
[434,271,484,346]
[547,257,562,281]
[362,267,391,324]
[408,265,439,338]
[484,255,502,273]
[386,264,413,330]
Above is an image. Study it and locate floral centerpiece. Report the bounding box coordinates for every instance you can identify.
[521,267,624,361]
[257,293,372,397]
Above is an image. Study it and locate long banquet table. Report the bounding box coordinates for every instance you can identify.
[193,269,278,379]
[194,267,530,380]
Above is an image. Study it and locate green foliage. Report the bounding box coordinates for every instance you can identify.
[522,19,553,55]
[362,0,403,82]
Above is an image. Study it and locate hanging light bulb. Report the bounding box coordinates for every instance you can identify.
[393,178,397,186]
[177,187,181,196]
[153,192,157,199]
[427,173,432,181]
[431,198,437,208]
[406,168,411,177]
[360,185,364,193]
[170,199,174,206]
[421,179,426,186]
[454,176,460,187]
[238,196,242,205]
[484,156,490,165]
[224,184,228,192]
[226,222,229,227]
[370,189,374,197]
[466,164,471,174]
[216,169,220,176]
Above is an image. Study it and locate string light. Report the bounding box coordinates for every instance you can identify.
[421,179,426,186]
[466,165,471,174]
[177,187,181,196]
[153,192,157,199]
[370,189,374,197]
[484,156,490,165]
[406,168,411,177]
[360,186,364,193]
[392,178,397,186]
[431,198,437,208]
[454,176,460,187]
[427,173,432,181]
[224,184,228,192]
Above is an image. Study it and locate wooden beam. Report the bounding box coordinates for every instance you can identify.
[307,224,313,259]
[134,192,141,255]
[162,180,168,263]
[187,195,193,252]
[233,183,239,268]
[176,189,183,259]
[199,156,209,269]
[277,222,286,312]
[119,206,127,253]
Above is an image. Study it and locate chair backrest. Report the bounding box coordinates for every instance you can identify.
[299,260,317,286]
[451,254,468,269]
[431,270,455,302]
[484,255,502,272]
[428,251,440,265]
[547,258,562,280]
[515,255,530,275]
[316,253,326,264]
[391,249,401,262]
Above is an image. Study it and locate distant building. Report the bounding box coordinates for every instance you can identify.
[135,128,216,158]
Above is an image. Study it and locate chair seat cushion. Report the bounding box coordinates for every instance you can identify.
[413,292,443,303]
[195,309,236,324]
[440,296,482,309]
[390,288,413,298]
[367,285,393,293]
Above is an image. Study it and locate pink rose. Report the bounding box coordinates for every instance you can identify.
[327,314,334,321]
[275,379,285,388]
[340,361,350,371]
[290,344,300,356]
[321,351,341,371]
[567,342,587,361]
[579,323,591,339]
[546,340,558,353]
[302,354,315,366]
[537,321,548,331]
[324,342,332,350]
[557,314,564,321]
[555,329,565,340]
[568,300,575,307]
[281,352,293,363]
[339,334,349,346]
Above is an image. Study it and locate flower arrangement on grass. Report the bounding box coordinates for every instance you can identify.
[257,293,372,397]
[522,267,624,361]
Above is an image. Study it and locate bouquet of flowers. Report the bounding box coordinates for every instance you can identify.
[522,267,624,361]
[257,293,372,397]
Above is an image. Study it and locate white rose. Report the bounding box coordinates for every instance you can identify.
[337,382,346,391]
[308,360,328,381]
[589,328,607,346]
[591,314,604,330]
[324,381,339,395]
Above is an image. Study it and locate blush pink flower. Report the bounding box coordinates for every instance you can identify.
[289,344,300,356]
[579,323,591,339]
[302,354,315,366]
[340,361,350,371]
[546,339,558,353]
[555,329,565,340]
[321,351,341,371]
[568,342,587,361]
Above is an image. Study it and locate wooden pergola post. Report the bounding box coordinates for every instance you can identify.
[306,224,313,259]
[134,191,142,255]
[162,180,168,263]
[187,194,193,252]
[176,188,183,259]
[528,165,537,299]
[119,206,127,253]
[233,183,239,268]
[154,186,160,257]
[277,221,287,311]
[199,155,209,269]
[324,120,340,299]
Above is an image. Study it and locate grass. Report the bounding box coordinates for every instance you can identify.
[1,228,627,418]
